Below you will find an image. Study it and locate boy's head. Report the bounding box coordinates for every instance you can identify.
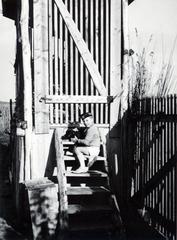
[80,112,94,128]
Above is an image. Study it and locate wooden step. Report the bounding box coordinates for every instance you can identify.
[66,170,107,177]
[50,173,109,189]
[68,204,112,215]
[67,186,110,196]
[65,231,112,240]
[69,218,115,232]
[52,168,107,178]
[66,171,108,187]
[64,155,106,161]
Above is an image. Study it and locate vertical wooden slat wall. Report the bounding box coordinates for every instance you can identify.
[131,95,177,240]
[48,0,111,125]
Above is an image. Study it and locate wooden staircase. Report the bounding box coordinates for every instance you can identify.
[52,129,124,240]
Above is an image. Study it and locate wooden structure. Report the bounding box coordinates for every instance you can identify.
[11,0,124,181]
[2,0,128,238]
[3,0,175,239]
[122,95,177,240]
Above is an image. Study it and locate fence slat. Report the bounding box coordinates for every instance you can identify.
[130,95,177,239]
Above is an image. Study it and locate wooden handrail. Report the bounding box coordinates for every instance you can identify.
[54,128,68,231]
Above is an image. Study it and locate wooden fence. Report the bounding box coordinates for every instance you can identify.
[128,95,177,239]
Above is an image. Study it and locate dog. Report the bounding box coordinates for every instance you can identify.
[61,122,86,141]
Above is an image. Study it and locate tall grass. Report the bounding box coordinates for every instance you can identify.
[128,31,177,102]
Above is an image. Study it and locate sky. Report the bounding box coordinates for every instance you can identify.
[128,0,177,95]
[0,1,16,102]
[0,0,177,102]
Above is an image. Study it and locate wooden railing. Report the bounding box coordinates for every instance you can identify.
[54,128,68,231]
[123,95,177,240]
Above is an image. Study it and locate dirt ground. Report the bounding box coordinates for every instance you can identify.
[0,134,27,240]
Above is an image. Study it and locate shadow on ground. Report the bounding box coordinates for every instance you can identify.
[0,133,27,240]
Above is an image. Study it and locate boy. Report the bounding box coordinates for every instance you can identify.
[71,112,100,173]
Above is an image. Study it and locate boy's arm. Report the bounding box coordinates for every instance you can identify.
[77,128,99,146]
[70,136,89,145]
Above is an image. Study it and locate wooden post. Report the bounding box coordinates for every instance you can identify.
[20,0,33,180]
[33,0,49,134]
[107,0,122,199]
[110,0,122,129]
[121,0,129,116]
[55,129,68,231]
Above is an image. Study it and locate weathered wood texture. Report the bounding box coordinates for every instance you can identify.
[33,0,49,134]
[25,178,58,239]
[0,101,14,133]
[125,95,177,240]
[110,0,122,128]
[44,95,109,104]
[20,0,33,180]
[54,128,68,230]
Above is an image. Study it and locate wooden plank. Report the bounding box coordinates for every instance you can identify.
[110,0,122,128]
[74,1,79,121]
[64,0,69,124]
[54,128,68,230]
[50,123,110,129]
[26,180,58,240]
[33,0,49,134]
[44,95,109,104]
[54,4,59,124]
[89,0,94,118]
[54,0,107,96]
[68,204,111,214]
[105,0,110,124]
[25,177,54,189]
[49,0,54,124]
[59,11,64,123]
[69,0,74,122]
[67,186,109,195]
[85,0,89,113]
[66,171,107,177]
[63,155,106,162]
[20,0,33,179]
[100,0,104,124]
[95,0,99,123]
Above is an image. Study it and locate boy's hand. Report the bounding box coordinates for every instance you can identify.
[70,136,78,143]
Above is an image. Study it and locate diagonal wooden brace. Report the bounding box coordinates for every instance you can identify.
[54,0,107,96]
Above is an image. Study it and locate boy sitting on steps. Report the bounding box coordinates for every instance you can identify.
[71,112,100,173]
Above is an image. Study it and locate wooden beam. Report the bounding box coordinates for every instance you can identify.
[54,129,68,230]
[50,124,110,129]
[33,0,49,134]
[133,153,177,198]
[20,0,33,180]
[54,0,107,96]
[121,0,129,115]
[43,95,110,104]
[110,0,122,128]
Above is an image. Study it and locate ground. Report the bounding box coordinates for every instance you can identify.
[0,133,27,240]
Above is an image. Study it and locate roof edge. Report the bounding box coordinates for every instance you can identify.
[1,0,17,20]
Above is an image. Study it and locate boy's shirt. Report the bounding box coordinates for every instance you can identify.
[77,124,100,147]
